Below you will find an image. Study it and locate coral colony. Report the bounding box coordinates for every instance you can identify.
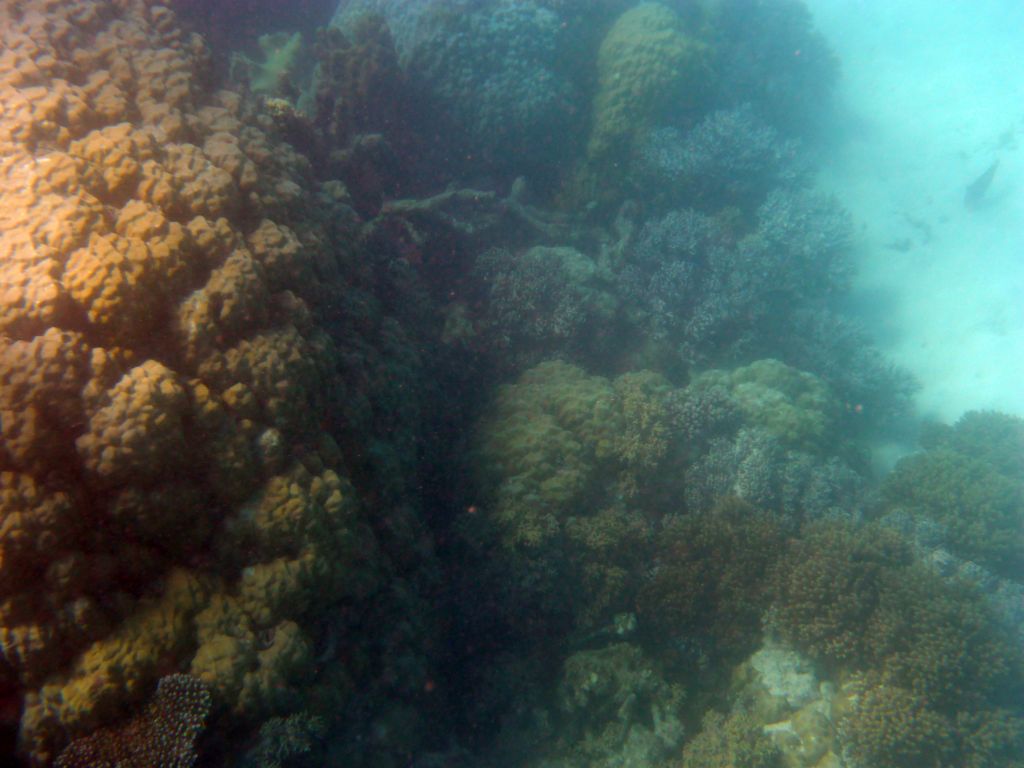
[0,1,1021,767]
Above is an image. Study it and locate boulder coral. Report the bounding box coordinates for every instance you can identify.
[468,361,685,631]
[0,0,431,764]
[587,2,709,162]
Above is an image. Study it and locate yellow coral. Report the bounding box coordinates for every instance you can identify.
[587,2,709,161]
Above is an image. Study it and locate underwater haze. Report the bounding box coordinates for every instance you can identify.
[1,1,1023,767]
[808,0,1024,423]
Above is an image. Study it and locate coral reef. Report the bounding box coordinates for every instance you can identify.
[0,0,1006,767]
[882,410,1024,578]
[239,712,327,768]
[54,674,210,768]
[586,2,709,162]
[618,190,852,369]
[636,105,809,210]
[689,360,838,450]
[679,710,781,768]
[0,0,439,764]
[710,0,840,136]
[333,0,583,178]
[636,499,787,669]
[551,643,686,768]
[473,245,619,371]
[772,521,1024,767]
[466,361,688,633]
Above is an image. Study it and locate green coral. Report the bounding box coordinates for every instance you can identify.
[470,361,686,630]
[883,410,1024,578]
[690,359,838,450]
[587,2,710,161]
[680,710,781,768]
[475,361,681,551]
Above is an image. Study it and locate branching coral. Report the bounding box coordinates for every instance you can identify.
[474,245,619,371]
[882,410,1024,578]
[680,709,781,768]
[554,643,686,767]
[636,498,787,668]
[772,520,1024,768]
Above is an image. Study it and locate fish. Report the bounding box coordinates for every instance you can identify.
[964,159,999,210]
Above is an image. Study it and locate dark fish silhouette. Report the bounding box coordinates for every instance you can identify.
[964,159,999,209]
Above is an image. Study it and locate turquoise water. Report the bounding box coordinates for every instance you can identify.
[808,0,1024,427]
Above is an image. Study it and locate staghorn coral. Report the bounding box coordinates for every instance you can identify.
[636,105,809,210]
[619,190,853,370]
